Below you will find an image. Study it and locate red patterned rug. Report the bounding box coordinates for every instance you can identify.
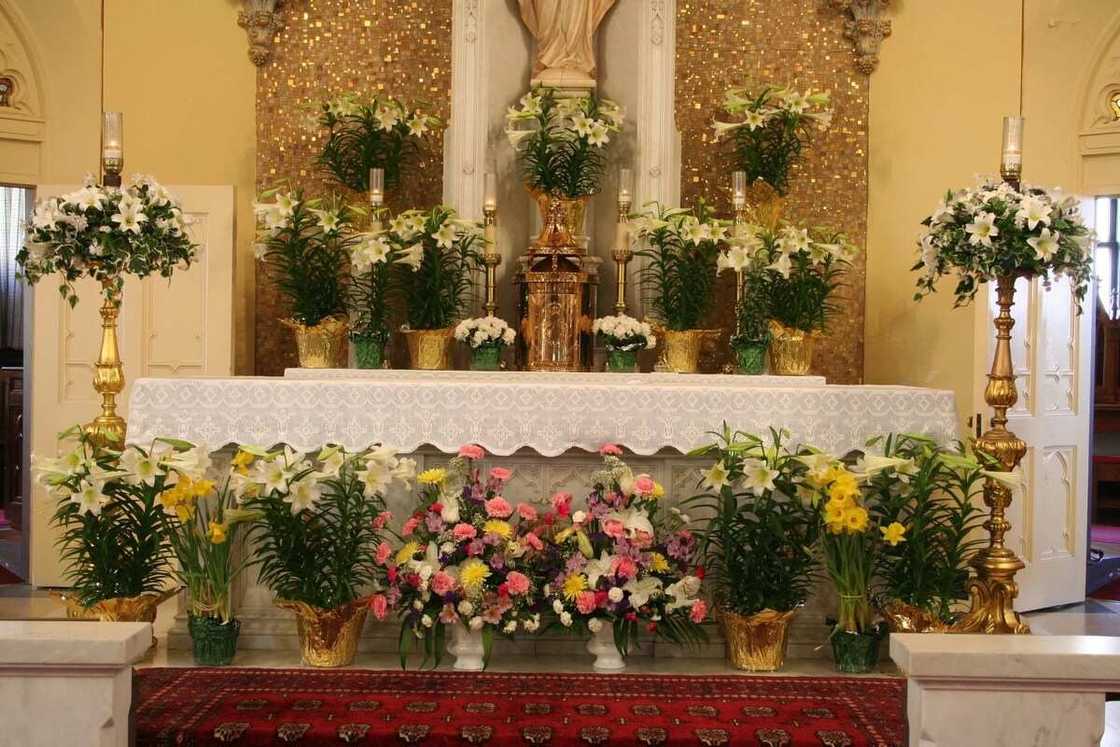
[134,667,905,746]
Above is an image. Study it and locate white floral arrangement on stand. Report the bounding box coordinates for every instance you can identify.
[592,315,656,352]
[913,177,1094,309]
[454,316,517,349]
[18,174,196,304]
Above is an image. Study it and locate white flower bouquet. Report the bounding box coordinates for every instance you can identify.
[18,174,196,305]
[505,88,624,198]
[914,178,1094,310]
[713,83,832,196]
[454,316,516,349]
[592,314,656,352]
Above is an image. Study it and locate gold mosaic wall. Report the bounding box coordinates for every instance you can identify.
[255,0,452,375]
[677,1,868,383]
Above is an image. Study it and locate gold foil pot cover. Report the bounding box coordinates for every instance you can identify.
[879,599,949,634]
[768,321,815,376]
[55,589,176,622]
[658,328,722,374]
[531,191,588,252]
[275,597,369,668]
[283,316,349,368]
[403,327,455,370]
[721,607,797,672]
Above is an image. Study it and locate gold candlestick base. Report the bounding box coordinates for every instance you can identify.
[87,283,126,447]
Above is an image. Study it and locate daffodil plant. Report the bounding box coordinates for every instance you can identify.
[316,93,440,193]
[685,426,822,618]
[913,177,1093,310]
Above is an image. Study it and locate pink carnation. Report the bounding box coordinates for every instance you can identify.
[551,491,573,517]
[485,496,513,518]
[517,503,538,522]
[453,523,478,542]
[368,594,388,621]
[372,510,392,530]
[402,516,420,536]
[375,541,392,566]
[690,599,708,624]
[505,571,530,596]
[576,591,598,615]
[603,519,626,539]
[458,444,485,460]
[612,556,638,580]
[490,467,512,482]
[523,532,544,551]
[634,474,656,495]
[599,443,623,456]
[431,571,456,596]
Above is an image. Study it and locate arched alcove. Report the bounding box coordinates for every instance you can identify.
[0,0,47,185]
[1078,9,1120,195]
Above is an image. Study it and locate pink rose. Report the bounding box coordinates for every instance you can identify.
[490,467,512,482]
[372,510,392,530]
[599,443,622,456]
[453,523,478,542]
[551,491,573,517]
[431,571,456,596]
[576,591,598,615]
[603,519,626,539]
[523,532,544,551]
[517,503,538,522]
[634,474,655,495]
[612,556,638,580]
[368,594,388,621]
[690,599,708,624]
[375,541,392,566]
[485,496,513,518]
[458,444,485,460]
[505,571,530,596]
[402,516,420,536]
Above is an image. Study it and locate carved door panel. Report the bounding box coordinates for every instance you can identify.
[28,185,234,586]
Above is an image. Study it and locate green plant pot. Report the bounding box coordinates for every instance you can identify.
[471,345,502,371]
[829,628,882,674]
[734,342,768,375]
[188,614,241,666]
[352,336,385,369]
[606,349,638,373]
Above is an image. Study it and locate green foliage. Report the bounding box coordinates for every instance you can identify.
[347,231,403,343]
[767,250,845,333]
[731,270,772,346]
[684,426,821,616]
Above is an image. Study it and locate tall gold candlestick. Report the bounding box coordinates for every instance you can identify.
[87,281,126,446]
[612,195,632,315]
[482,205,500,317]
[732,170,748,335]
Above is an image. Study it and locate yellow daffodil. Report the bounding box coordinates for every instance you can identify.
[843,505,870,534]
[880,521,907,546]
[827,469,861,503]
[824,498,846,524]
[417,468,447,486]
[649,552,670,573]
[827,518,846,535]
[191,479,215,498]
[174,503,195,523]
[459,559,491,593]
[208,520,228,544]
[562,573,588,600]
[395,541,421,565]
[483,519,512,539]
[231,450,255,474]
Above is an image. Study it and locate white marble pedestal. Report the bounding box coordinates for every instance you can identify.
[0,621,152,747]
[891,633,1120,747]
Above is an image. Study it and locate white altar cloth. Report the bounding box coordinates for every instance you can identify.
[127,371,958,456]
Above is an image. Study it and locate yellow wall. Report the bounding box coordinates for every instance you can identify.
[864,0,1023,425]
[103,0,256,374]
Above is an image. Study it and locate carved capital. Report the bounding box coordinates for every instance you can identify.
[238,0,284,67]
[829,0,892,75]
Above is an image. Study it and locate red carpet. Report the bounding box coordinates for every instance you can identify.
[134,667,905,746]
[1092,576,1120,601]
[0,564,21,584]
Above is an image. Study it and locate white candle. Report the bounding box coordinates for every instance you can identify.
[102,112,123,162]
[369,168,385,206]
[484,172,498,211]
[732,170,747,209]
[618,167,632,204]
[1001,116,1024,172]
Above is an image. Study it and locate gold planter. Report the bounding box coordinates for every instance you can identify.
[769,321,815,376]
[275,598,369,668]
[403,327,455,370]
[283,316,348,368]
[55,589,175,623]
[880,599,948,634]
[661,329,706,373]
[721,608,797,672]
[531,191,589,252]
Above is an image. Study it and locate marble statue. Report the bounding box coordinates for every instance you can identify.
[517,0,617,89]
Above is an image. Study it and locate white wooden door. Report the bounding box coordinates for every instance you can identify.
[974,207,1094,611]
[28,185,235,586]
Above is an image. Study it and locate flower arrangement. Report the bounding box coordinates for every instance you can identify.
[913,178,1094,310]
[254,189,355,328]
[633,203,729,331]
[713,83,832,195]
[18,174,196,305]
[454,316,516,371]
[317,93,440,193]
[505,88,624,198]
[31,427,209,611]
[348,231,405,367]
[592,315,656,352]
[387,207,485,331]
[541,449,708,658]
[382,447,547,669]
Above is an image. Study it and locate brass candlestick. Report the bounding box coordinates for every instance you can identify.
[87,280,126,446]
[612,195,632,314]
[483,205,500,316]
[732,202,749,335]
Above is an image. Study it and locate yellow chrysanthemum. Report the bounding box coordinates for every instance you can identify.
[417,468,447,486]
[208,520,228,544]
[562,573,588,600]
[395,541,421,565]
[651,481,665,499]
[649,552,670,573]
[843,506,869,534]
[880,521,907,546]
[483,520,512,539]
[459,559,491,593]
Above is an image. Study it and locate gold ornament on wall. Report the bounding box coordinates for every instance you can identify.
[238,0,284,67]
[829,0,893,75]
